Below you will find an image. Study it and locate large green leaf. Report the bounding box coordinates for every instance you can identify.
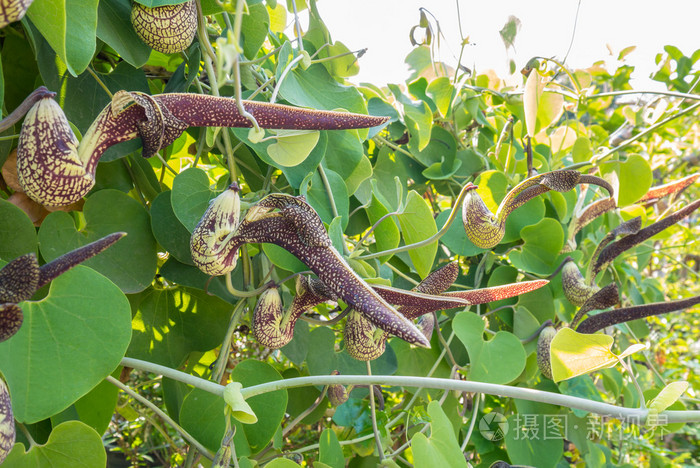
[96,0,152,68]
[231,360,288,454]
[319,428,345,468]
[435,209,486,257]
[171,167,218,232]
[127,287,232,367]
[38,190,157,293]
[4,421,106,467]
[0,200,37,262]
[550,327,647,382]
[267,130,320,167]
[411,401,467,468]
[365,194,400,262]
[150,191,195,265]
[277,61,367,115]
[452,312,526,384]
[0,266,131,423]
[397,191,438,279]
[504,413,563,468]
[179,388,237,453]
[241,1,270,59]
[306,327,397,376]
[27,0,99,76]
[508,218,565,275]
[601,154,653,207]
[324,130,369,196]
[300,168,349,228]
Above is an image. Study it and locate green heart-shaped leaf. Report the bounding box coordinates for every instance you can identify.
[550,327,647,382]
[38,189,157,294]
[411,400,467,468]
[4,420,106,467]
[397,191,438,279]
[27,0,99,76]
[127,287,232,367]
[0,266,131,423]
[171,167,218,232]
[0,200,37,262]
[150,191,194,265]
[267,130,320,167]
[453,312,526,384]
[509,218,565,275]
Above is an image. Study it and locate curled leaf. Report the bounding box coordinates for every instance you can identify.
[223,382,258,424]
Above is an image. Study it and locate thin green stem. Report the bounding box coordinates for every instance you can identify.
[195,0,217,64]
[568,101,700,171]
[384,262,420,286]
[86,66,113,98]
[586,90,700,101]
[618,357,647,410]
[18,423,37,448]
[359,181,473,260]
[270,55,304,103]
[119,357,700,424]
[367,361,385,461]
[461,393,481,451]
[211,300,246,382]
[0,133,19,141]
[106,375,215,460]
[224,270,273,297]
[282,386,328,437]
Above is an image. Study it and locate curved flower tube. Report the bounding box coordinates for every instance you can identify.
[462,169,613,249]
[228,194,430,348]
[8,88,389,206]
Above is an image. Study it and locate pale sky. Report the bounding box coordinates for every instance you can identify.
[309,0,699,89]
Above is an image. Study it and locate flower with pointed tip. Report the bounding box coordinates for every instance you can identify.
[252,285,287,349]
[7,87,389,207]
[190,184,241,276]
[536,325,557,379]
[561,260,598,307]
[0,232,125,342]
[131,0,197,54]
[462,169,613,249]
[228,193,430,348]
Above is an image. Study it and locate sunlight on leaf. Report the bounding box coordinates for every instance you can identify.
[267,130,320,167]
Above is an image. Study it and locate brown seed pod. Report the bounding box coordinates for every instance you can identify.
[327,370,349,407]
[130,0,197,54]
[0,0,33,28]
[536,325,557,379]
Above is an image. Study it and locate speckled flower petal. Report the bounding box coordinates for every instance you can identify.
[0,253,39,303]
[0,303,23,343]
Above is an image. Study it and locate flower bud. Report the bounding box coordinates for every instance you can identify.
[252,286,287,349]
[130,0,197,54]
[537,325,557,379]
[327,370,349,407]
[344,310,388,361]
[561,261,598,307]
[190,184,241,276]
[0,0,33,28]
